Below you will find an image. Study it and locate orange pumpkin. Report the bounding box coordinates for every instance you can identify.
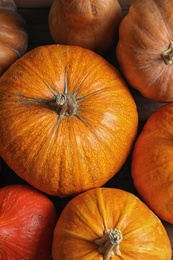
[116,0,173,102]
[132,102,173,224]
[0,0,28,76]
[52,187,172,259]
[0,44,138,197]
[48,0,122,54]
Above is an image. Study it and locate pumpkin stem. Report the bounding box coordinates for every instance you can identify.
[49,93,77,118]
[95,228,123,259]
[161,42,173,65]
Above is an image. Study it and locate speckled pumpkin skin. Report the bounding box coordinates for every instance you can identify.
[0,44,138,197]
[132,103,173,224]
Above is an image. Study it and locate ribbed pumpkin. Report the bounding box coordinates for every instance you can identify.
[52,187,172,259]
[116,0,173,102]
[48,0,122,54]
[132,102,173,224]
[0,0,28,76]
[0,44,138,197]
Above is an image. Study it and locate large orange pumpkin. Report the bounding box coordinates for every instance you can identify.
[0,44,138,197]
[52,187,172,259]
[48,0,122,54]
[116,0,173,102]
[132,102,173,224]
[0,0,28,76]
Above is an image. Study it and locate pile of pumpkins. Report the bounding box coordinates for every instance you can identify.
[0,0,173,259]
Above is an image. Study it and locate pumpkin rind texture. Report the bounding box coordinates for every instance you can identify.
[0,0,28,76]
[48,0,122,54]
[116,0,173,102]
[0,184,58,259]
[0,44,138,197]
[52,187,172,259]
[132,103,173,224]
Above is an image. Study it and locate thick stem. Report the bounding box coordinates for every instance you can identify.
[49,93,77,118]
[95,228,123,259]
[161,42,173,65]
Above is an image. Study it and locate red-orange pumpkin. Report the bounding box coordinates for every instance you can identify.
[0,184,57,259]
[0,44,138,197]
[116,0,173,102]
[0,0,28,76]
[48,0,122,54]
[52,187,172,259]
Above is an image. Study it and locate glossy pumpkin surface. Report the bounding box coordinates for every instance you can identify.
[52,187,172,259]
[116,0,173,102]
[132,103,173,224]
[0,184,57,259]
[0,0,28,76]
[49,0,122,54]
[0,44,138,197]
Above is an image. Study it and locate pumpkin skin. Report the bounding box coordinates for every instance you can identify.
[52,187,172,259]
[0,44,138,197]
[116,0,173,102]
[132,102,173,224]
[0,184,58,259]
[0,0,28,76]
[48,0,122,54]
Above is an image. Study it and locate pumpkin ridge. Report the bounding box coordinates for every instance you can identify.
[76,86,117,101]
[19,58,58,94]
[0,41,21,57]
[153,0,173,43]
[13,94,50,108]
[73,112,92,127]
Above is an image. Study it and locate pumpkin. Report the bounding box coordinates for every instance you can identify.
[132,102,173,224]
[52,187,172,259]
[0,44,138,197]
[0,184,58,259]
[116,0,173,102]
[48,0,122,54]
[0,0,28,77]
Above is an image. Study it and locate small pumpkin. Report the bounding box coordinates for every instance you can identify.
[48,0,122,54]
[116,0,173,102]
[0,44,138,197]
[0,0,28,76]
[52,187,172,259]
[132,102,173,224]
[0,184,58,259]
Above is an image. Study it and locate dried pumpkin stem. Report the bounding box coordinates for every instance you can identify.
[95,228,123,259]
[161,42,173,65]
[49,93,77,118]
